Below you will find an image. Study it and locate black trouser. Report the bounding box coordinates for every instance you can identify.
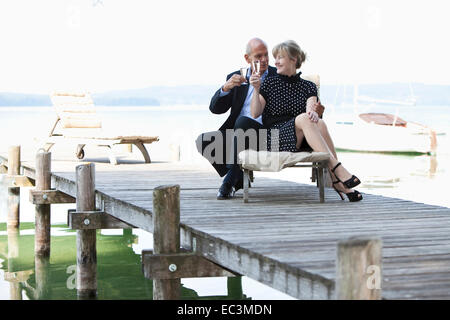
[196,130,229,177]
[196,116,265,185]
[223,116,265,187]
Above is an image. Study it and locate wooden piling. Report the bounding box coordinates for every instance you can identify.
[35,255,51,299]
[7,227,21,299]
[336,237,382,300]
[152,184,181,300]
[7,146,21,229]
[35,152,51,257]
[75,163,97,299]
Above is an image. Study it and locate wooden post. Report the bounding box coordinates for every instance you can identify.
[75,163,97,299]
[152,184,181,300]
[9,283,22,300]
[317,163,324,203]
[243,169,249,203]
[7,145,21,229]
[35,152,51,257]
[35,255,51,299]
[7,227,21,300]
[336,237,382,300]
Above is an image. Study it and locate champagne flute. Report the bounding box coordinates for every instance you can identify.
[240,67,248,84]
[252,60,260,74]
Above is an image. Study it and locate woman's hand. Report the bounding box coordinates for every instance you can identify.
[312,101,325,118]
[249,72,261,91]
[307,110,319,123]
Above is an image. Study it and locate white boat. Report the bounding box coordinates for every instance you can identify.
[327,84,438,155]
[328,112,437,154]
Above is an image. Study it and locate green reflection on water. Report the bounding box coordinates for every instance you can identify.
[0,223,248,300]
[335,148,428,156]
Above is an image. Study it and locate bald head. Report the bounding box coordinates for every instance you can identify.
[246,38,268,55]
[244,38,269,74]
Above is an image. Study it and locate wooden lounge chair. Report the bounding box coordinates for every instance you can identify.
[42,91,159,165]
[238,74,331,203]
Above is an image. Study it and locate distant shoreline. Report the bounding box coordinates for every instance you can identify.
[0,105,211,112]
[2,83,450,107]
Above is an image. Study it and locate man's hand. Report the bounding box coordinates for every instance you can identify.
[312,100,325,118]
[222,74,246,92]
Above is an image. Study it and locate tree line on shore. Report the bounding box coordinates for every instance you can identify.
[1,83,449,106]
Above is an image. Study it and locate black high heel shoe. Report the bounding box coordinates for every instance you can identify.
[331,162,361,189]
[332,181,363,202]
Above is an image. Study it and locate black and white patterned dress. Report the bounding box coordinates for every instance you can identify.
[260,72,318,152]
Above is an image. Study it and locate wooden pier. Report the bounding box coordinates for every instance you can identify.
[2,148,450,300]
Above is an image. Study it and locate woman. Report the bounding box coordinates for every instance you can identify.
[250,40,362,202]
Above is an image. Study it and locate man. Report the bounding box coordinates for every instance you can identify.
[196,38,324,199]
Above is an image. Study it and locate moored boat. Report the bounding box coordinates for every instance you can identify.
[328,112,437,154]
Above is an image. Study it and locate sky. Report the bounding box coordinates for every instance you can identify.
[1,0,450,94]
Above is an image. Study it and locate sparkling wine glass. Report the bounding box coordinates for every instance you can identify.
[240,67,248,84]
[252,60,260,74]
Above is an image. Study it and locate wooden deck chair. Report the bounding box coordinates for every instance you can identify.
[43,91,159,165]
[238,74,332,203]
[301,74,332,186]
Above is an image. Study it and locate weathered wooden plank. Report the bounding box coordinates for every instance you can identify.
[0,174,35,187]
[4,270,34,283]
[68,210,135,229]
[30,189,76,204]
[142,252,237,279]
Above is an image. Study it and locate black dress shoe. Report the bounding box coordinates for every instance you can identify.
[217,182,235,200]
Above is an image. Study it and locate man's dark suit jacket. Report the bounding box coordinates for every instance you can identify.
[196,66,277,177]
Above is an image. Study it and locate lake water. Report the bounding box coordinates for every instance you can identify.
[0,103,449,300]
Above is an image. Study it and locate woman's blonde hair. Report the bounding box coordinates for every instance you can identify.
[272,40,307,69]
